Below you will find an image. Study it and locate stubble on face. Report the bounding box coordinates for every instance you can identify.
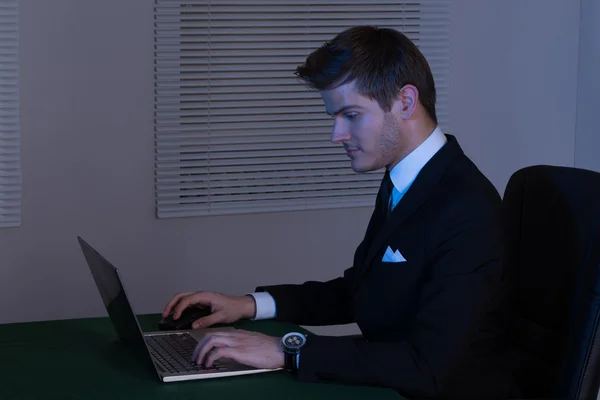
[378,111,403,171]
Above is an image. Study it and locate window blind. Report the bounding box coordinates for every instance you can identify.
[0,0,20,228]
[154,0,450,218]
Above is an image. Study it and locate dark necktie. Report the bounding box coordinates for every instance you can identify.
[379,170,394,219]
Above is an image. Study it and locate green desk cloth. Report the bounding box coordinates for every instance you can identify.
[0,313,402,400]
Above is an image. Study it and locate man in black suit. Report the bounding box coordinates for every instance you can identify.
[163,26,514,398]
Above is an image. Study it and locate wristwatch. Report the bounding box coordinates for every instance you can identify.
[281,332,307,372]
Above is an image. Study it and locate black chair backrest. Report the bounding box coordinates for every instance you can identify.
[503,165,600,400]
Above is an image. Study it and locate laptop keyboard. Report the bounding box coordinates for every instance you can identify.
[145,333,226,374]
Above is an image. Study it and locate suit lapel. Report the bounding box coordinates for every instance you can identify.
[360,170,390,251]
[360,135,464,270]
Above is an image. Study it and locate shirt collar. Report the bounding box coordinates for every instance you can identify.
[389,126,447,194]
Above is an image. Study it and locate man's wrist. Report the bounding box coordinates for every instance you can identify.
[241,294,257,319]
[277,342,286,369]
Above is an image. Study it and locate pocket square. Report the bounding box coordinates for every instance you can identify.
[382,246,407,263]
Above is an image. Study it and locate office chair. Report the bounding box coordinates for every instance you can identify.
[503,165,600,400]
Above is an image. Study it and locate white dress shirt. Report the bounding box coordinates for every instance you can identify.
[249,126,447,320]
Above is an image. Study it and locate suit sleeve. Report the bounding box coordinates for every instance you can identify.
[254,199,383,326]
[255,272,356,326]
[293,194,508,397]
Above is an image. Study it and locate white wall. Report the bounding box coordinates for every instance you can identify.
[0,0,581,333]
[448,0,580,192]
[575,0,600,172]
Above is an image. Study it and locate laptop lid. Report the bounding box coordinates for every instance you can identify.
[77,236,157,371]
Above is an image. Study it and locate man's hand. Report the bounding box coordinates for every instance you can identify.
[162,291,256,329]
[192,330,284,370]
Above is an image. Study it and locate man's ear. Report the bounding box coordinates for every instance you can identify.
[394,84,419,120]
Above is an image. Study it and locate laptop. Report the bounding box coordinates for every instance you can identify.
[77,236,280,382]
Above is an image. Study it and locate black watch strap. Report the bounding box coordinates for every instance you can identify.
[284,351,298,371]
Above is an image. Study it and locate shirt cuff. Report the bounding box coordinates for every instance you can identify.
[247,292,277,320]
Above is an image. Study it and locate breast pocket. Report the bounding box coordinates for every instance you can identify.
[381,259,408,266]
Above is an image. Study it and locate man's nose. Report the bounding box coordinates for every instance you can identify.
[331,122,351,144]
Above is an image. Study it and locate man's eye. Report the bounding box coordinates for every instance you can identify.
[344,113,358,121]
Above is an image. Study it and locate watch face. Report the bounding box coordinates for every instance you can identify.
[283,332,306,350]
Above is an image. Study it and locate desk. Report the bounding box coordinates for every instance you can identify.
[0,314,402,400]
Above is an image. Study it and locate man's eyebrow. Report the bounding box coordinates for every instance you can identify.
[326,105,363,116]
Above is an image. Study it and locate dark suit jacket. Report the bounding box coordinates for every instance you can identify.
[256,135,514,398]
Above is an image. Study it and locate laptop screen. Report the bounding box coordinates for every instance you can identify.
[77,237,150,356]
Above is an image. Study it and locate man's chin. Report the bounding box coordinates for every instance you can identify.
[350,160,372,174]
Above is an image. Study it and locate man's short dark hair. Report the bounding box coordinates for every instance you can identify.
[295,25,437,124]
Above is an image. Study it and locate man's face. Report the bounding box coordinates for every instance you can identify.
[320,81,403,173]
